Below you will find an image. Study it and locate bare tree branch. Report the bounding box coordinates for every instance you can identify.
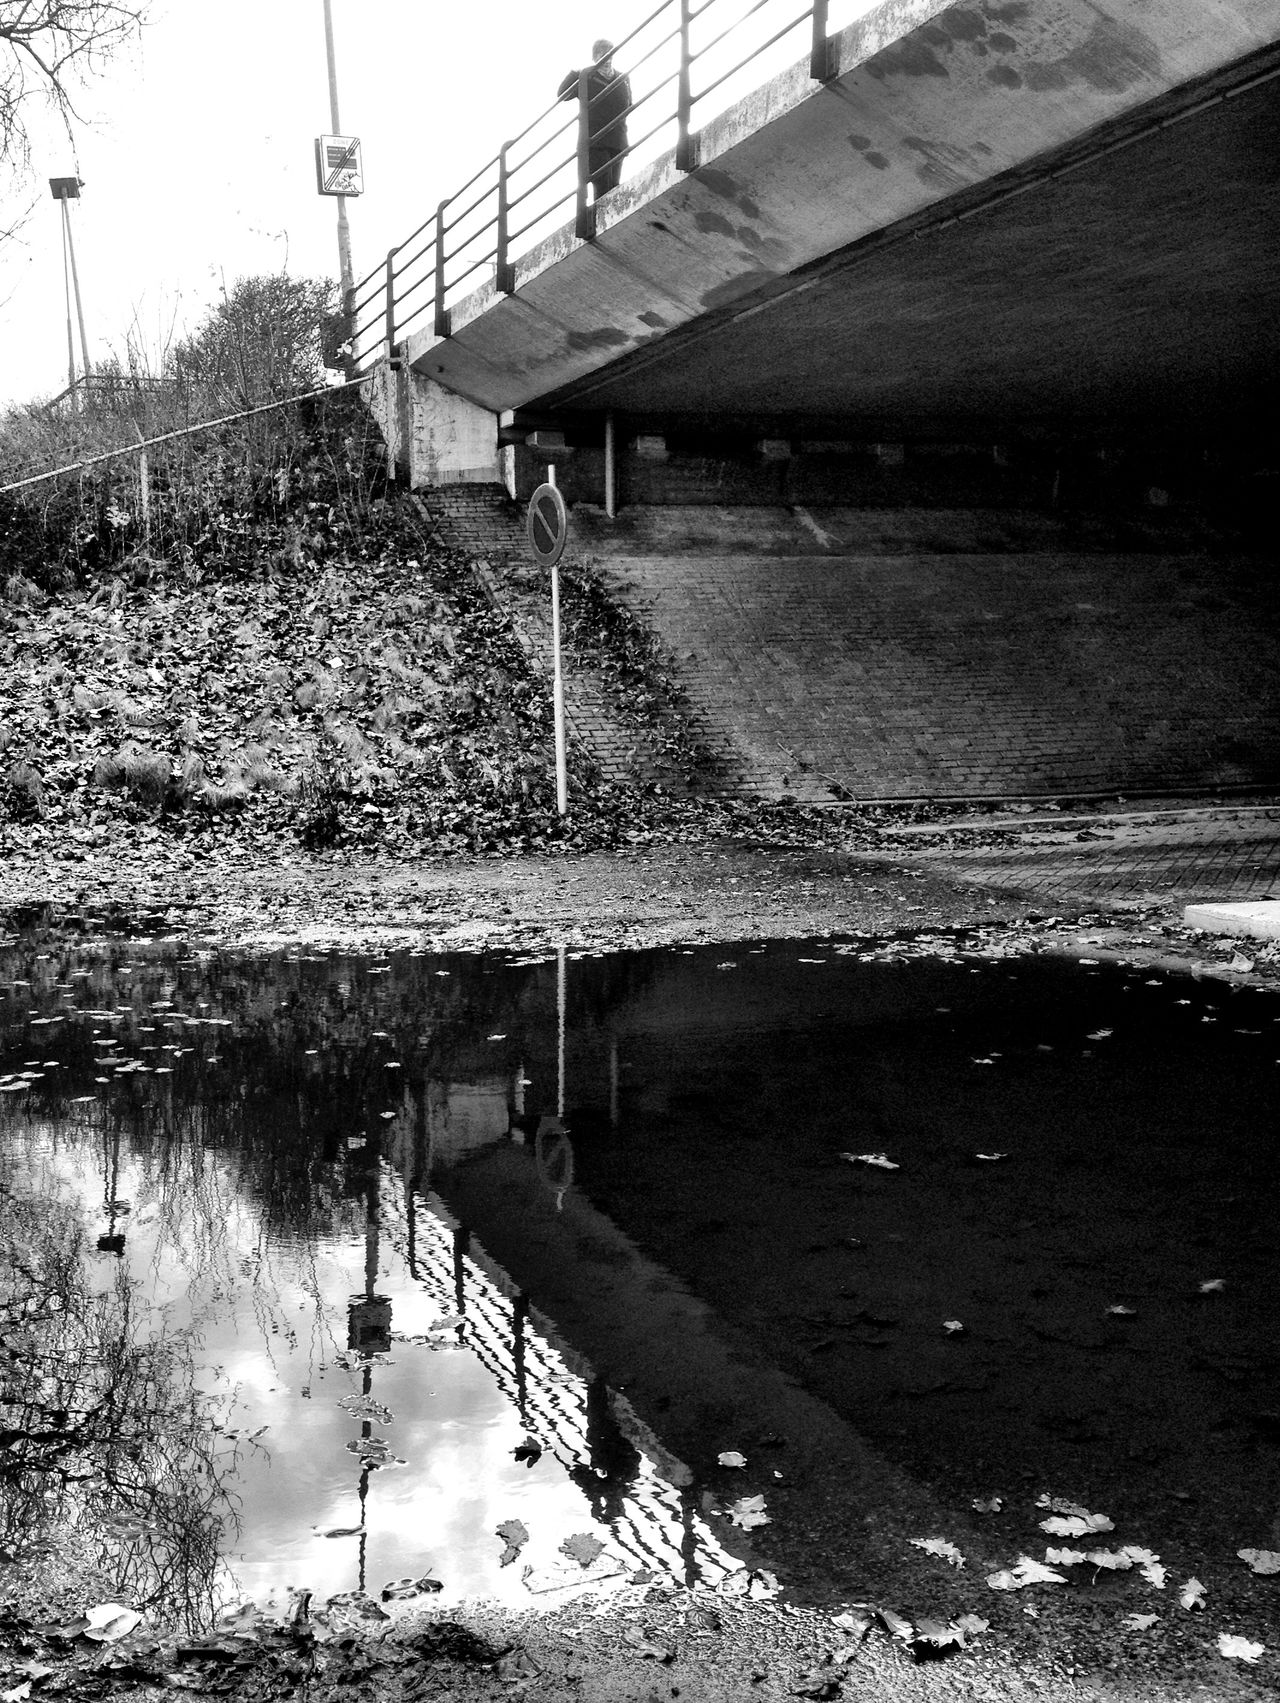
[1,2,147,185]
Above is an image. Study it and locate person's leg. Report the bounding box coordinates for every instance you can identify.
[589,149,622,198]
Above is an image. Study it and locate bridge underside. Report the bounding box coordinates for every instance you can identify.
[532,58,1280,439]
[385,0,1280,486]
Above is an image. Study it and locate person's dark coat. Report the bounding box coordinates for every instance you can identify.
[558,63,632,195]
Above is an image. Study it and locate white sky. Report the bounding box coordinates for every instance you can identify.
[0,0,661,406]
[0,0,878,409]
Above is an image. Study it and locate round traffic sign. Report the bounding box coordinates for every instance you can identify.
[527,482,569,567]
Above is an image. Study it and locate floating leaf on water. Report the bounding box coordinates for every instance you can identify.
[512,1437,542,1466]
[839,1152,899,1170]
[497,1519,529,1567]
[313,1525,363,1539]
[1180,1578,1206,1610]
[972,1497,1003,1514]
[560,1532,605,1568]
[942,1319,965,1334]
[975,1152,1008,1161]
[1199,1278,1226,1293]
[909,1537,964,1569]
[1238,1548,1280,1575]
[726,1494,771,1530]
[1039,1511,1114,1537]
[987,1557,1068,1591]
[718,1450,747,1468]
[380,1576,442,1601]
[1122,1613,1159,1631]
[1106,1304,1137,1316]
[1218,1633,1264,1663]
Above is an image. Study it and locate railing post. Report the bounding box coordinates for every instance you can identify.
[677,0,696,172]
[496,142,516,294]
[384,245,400,364]
[575,68,595,240]
[810,0,833,81]
[434,199,451,337]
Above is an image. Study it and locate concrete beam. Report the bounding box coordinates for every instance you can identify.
[398,0,1279,422]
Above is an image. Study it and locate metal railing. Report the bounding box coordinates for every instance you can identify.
[347,0,858,375]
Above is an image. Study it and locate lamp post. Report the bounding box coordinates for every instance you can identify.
[49,177,90,404]
[322,0,355,305]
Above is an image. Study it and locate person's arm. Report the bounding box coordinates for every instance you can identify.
[557,68,579,101]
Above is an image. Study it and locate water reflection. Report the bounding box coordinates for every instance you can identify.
[2,936,1278,1621]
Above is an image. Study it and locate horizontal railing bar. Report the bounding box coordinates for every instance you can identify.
[446,178,499,231]
[623,21,683,80]
[508,187,576,246]
[507,153,577,214]
[391,237,436,281]
[691,0,780,66]
[693,9,809,107]
[625,111,680,158]
[507,111,577,179]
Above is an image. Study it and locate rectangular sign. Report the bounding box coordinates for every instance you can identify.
[314,134,363,196]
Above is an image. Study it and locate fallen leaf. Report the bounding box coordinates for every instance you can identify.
[987,1556,1068,1591]
[718,1450,747,1468]
[876,1606,914,1640]
[942,1319,965,1334]
[1044,1548,1088,1566]
[954,1614,990,1637]
[1036,1495,1089,1515]
[972,1496,1003,1514]
[1084,1550,1133,1571]
[790,1663,840,1698]
[839,1151,899,1170]
[622,1627,674,1663]
[1122,1613,1159,1631]
[1039,1512,1114,1537]
[380,1576,442,1601]
[1238,1548,1280,1575]
[496,1519,529,1567]
[560,1532,605,1567]
[83,1603,142,1643]
[912,1619,965,1653]
[831,1609,872,1639]
[1180,1577,1206,1610]
[909,1537,964,1568]
[1199,1278,1227,1293]
[1218,1633,1263,1663]
[313,1524,363,1539]
[727,1494,771,1530]
[1105,1304,1137,1316]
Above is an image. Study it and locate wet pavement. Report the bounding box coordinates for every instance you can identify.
[2,933,1278,1682]
[891,804,1280,912]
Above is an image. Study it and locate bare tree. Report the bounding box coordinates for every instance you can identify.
[1,2,146,176]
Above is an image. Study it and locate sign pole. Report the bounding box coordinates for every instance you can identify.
[526,472,570,816]
[322,0,355,302]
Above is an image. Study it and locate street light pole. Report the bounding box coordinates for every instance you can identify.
[322,0,355,305]
[50,178,90,402]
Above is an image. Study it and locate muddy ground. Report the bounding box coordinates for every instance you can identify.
[2,828,1277,1703]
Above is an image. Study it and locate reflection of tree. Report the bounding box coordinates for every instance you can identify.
[0,1175,235,1632]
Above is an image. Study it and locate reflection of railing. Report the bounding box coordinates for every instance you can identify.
[349,0,856,374]
[379,1170,740,1589]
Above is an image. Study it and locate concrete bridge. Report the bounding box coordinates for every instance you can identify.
[357,0,1280,495]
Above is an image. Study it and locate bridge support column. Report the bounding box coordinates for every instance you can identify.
[384,365,502,488]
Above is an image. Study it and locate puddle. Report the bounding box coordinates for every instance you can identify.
[1,936,1277,1630]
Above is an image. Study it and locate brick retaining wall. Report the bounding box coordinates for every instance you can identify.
[418,487,1280,802]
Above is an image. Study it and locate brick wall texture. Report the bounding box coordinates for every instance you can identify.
[420,487,1280,802]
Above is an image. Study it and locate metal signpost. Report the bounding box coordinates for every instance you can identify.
[526,478,570,815]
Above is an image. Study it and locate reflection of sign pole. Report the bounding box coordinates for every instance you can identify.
[526,477,570,815]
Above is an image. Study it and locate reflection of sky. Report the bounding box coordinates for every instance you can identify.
[1,1125,687,1610]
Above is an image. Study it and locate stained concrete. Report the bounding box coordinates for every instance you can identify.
[389,0,1280,443]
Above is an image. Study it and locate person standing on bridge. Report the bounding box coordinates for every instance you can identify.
[558,38,632,201]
